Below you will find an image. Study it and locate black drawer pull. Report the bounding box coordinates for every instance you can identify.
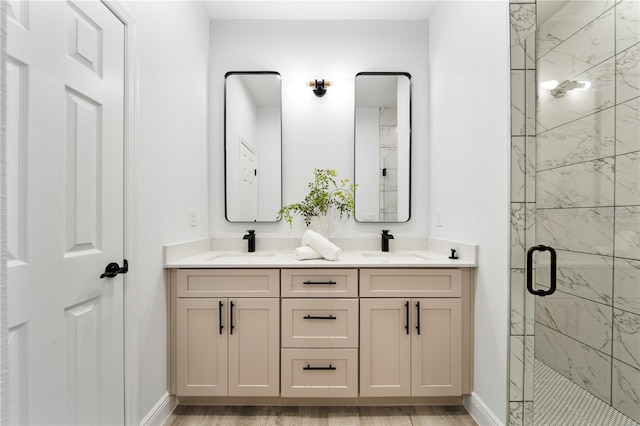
[303,364,336,371]
[303,315,336,320]
[303,280,337,285]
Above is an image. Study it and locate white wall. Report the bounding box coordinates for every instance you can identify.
[428,2,511,424]
[209,20,429,237]
[122,2,210,422]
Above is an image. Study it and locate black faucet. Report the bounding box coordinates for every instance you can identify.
[381,230,394,252]
[243,230,256,253]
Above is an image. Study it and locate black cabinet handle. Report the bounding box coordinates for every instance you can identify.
[230,301,235,335]
[303,315,336,320]
[405,301,410,335]
[415,301,421,335]
[303,364,336,371]
[526,245,557,297]
[218,301,224,335]
[303,280,337,285]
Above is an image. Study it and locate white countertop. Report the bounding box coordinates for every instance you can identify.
[165,248,476,268]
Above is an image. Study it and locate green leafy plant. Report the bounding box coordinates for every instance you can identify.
[278,168,357,227]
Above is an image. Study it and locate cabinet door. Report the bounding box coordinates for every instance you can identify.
[360,299,411,397]
[411,298,462,396]
[176,298,228,396]
[228,298,280,396]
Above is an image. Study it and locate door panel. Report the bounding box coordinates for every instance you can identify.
[6,57,27,264]
[64,297,102,425]
[7,2,125,424]
[8,324,27,426]
[65,88,102,255]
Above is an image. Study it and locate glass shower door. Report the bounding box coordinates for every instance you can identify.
[525,1,640,425]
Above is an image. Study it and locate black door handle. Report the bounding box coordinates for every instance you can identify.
[100,259,128,279]
[526,245,557,296]
[415,301,421,335]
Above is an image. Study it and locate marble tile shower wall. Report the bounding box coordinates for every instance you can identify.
[509,0,640,425]
[510,2,536,424]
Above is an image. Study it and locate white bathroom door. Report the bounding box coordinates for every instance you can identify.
[6,1,126,424]
[239,139,258,221]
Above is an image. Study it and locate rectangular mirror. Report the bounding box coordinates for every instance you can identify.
[225,72,282,222]
[354,72,411,222]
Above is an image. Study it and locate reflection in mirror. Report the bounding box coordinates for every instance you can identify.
[354,73,411,222]
[225,72,282,222]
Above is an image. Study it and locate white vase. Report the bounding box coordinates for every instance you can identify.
[308,215,330,237]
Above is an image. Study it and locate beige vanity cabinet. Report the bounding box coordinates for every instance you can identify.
[174,269,280,397]
[169,265,473,403]
[280,269,359,398]
[360,269,463,397]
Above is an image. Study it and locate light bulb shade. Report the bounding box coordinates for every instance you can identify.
[540,80,559,90]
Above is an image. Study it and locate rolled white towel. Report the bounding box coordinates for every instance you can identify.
[301,230,342,261]
[295,246,323,261]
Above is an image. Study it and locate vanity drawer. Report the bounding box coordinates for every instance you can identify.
[360,269,462,298]
[281,299,358,348]
[281,269,358,297]
[281,349,358,398]
[177,269,279,298]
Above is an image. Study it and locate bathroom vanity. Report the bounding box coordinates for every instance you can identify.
[165,241,476,406]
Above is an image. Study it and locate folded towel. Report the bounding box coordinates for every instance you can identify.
[294,246,324,261]
[301,230,342,261]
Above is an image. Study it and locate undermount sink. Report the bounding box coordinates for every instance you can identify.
[206,252,276,262]
[360,252,431,262]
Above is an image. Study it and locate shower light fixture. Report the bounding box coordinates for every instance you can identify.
[309,79,331,97]
[576,81,591,90]
[549,80,591,98]
[540,80,559,90]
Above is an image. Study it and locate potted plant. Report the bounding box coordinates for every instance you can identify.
[278,168,357,229]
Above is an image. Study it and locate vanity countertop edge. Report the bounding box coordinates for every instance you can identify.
[164,237,478,268]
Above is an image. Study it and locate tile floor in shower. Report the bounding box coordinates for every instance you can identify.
[534,359,639,426]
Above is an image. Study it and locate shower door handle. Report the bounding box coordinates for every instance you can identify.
[526,245,557,297]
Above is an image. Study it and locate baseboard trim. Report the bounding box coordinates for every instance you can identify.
[139,392,176,426]
[464,392,504,426]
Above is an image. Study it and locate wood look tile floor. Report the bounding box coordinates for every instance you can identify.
[164,405,478,426]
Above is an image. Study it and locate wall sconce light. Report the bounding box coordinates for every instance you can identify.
[546,80,591,98]
[309,79,331,97]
